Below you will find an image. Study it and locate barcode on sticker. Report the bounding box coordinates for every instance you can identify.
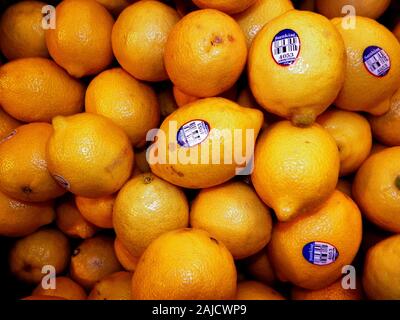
[177,120,210,148]
[363,46,390,77]
[302,241,339,266]
[271,29,301,66]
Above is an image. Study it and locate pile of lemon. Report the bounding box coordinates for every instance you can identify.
[0,0,399,301]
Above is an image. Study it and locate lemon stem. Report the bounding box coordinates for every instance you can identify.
[292,113,316,128]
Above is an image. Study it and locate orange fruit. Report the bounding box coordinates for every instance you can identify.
[237,87,261,109]
[95,0,131,16]
[332,17,400,115]
[32,276,87,300]
[112,1,180,82]
[269,190,362,290]
[9,228,70,283]
[316,0,391,19]
[85,68,160,146]
[190,181,272,259]
[47,113,134,198]
[0,1,49,60]
[0,58,84,122]
[248,10,345,126]
[0,108,20,141]
[114,237,139,272]
[363,234,400,300]
[132,228,237,300]
[45,0,114,78]
[164,9,247,97]
[149,98,263,189]
[317,109,372,176]
[0,123,65,202]
[369,87,400,146]
[70,235,122,289]
[236,281,285,300]
[0,190,54,237]
[242,248,276,285]
[56,198,98,239]
[113,173,189,257]
[352,147,400,233]
[88,271,132,300]
[192,0,256,14]
[252,121,340,222]
[234,0,294,48]
[75,194,115,229]
[292,278,363,300]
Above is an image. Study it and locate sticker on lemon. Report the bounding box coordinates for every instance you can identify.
[248,10,346,126]
[269,190,362,290]
[331,17,400,115]
[148,98,263,189]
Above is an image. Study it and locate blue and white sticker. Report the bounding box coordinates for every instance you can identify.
[302,241,339,266]
[363,46,391,77]
[177,120,210,148]
[271,29,301,66]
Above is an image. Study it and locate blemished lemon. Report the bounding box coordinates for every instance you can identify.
[363,235,400,300]
[352,147,400,233]
[132,228,237,300]
[9,228,70,284]
[46,113,134,198]
[0,1,49,60]
[112,1,180,82]
[149,98,263,189]
[164,9,247,98]
[70,235,122,289]
[0,58,84,122]
[332,17,400,115]
[269,190,362,290]
[317,109,372,176]
[113,173,189,257]
[0,123,66,202]
[248,10,345,126]
[251,121,340,222]
[45,0,114,78]
[190,181,272,259]
[85,68,160,146]
[234,0,294,48]
[192,0,257,14]
[316,0,391,19]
